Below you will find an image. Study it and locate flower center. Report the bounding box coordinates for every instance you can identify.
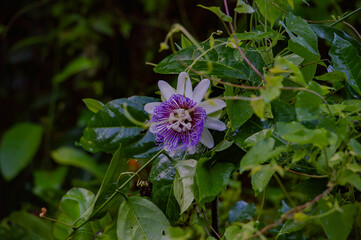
[167,108,193,132]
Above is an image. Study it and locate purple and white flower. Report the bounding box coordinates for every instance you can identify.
[144,72,226,154]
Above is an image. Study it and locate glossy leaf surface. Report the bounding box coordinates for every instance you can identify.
[329,35,361,95]
[154,41,251,80]
[80,96,158,157]
[229,201,256,223]
[149,154,180,223]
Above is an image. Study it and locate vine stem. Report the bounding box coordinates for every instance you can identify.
[223,0,266,82]
[330,6,361,27]
[247,182,335,239]
[201,209,222,239]
[68,149,165,236]
[286,169,328,178]
[211,197,220,239]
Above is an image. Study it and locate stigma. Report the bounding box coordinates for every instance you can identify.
[167,109,193,132]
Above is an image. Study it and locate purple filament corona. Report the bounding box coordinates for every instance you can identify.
[150,94,207,151]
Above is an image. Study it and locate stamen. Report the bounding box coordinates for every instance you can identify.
[149,94,207,152]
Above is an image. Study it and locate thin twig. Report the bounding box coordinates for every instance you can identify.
[202,209,222,239]
[342,21,361,40]
[195,205,212,237]
[287,169,328,178]
[223,0,266,82]
[248,183,335,239]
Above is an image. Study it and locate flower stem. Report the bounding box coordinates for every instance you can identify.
[69,149,164,235]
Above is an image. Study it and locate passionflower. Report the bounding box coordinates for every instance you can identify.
[144,72,226,154]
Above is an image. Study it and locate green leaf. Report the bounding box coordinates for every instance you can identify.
[80,96,158,157]
[229,201,256,223]
[53,188,96,239]
[295,81,322,121]
[273,56,305,86]
[224,223,255,240]
[225,86,254,130]
[315,71,346,82]
[318,200,357,240]
[348,138,361,157]
[244,129,272,148]
[271,100,296,123]
[235,0,254,14]
[233,31,284,41]
[181,34,192,49]
[154,40,250,80]
[283,13,319,59]
[10,34,52,52]
[8,211,55,240]
[255,0,287,27]
[80,146,127,222]
[214,139,234,152]
[196,158,234,204]
[82,98,104,113]
[276,219,307,238]
[197,5,232,23]
[232,118,269,151]
[261,75,283,103]
[282,13,320,82]
[250,96,265,119]
[174,159,197,214]
[329,34,361,95]
[149,155,180,224]
[338,169,361,192]
[51,147,105,178]
[53,57,97,84]
[251,164,275,193]
[117,197,170,240]
[240,138,284,172]
[287,0,294,9]
[311,24,361,56]
[33,166,67,201]
[277,122,330,148]
[0,122,42,181]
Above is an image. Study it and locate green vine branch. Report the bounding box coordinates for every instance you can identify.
[67,149,165,238]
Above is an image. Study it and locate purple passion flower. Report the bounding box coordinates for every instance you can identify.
[144,72,226,154]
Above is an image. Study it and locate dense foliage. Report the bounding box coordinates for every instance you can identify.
[1,0,361,239]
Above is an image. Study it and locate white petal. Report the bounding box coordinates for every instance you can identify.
[144,102,161,114]
[200,127,214,148]
[199,99,226,115]
[205,117,226,131]
[158,80,175,101]
[176,72,193,99]
[192,79,210,103]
